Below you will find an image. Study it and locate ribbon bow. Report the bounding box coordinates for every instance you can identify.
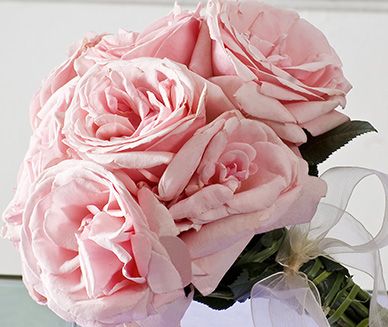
[251,167,388,327]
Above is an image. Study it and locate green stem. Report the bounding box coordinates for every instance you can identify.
[194,229,371,326]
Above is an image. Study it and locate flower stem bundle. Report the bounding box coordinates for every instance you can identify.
[194,229,372,327]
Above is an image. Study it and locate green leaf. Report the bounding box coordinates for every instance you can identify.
[193,286,236,310]
[299,121,377,166]
[321,256,349,274]
[229,270,251,300]
[193,290,236,310]
[308,164,319,177]
[236,229,285,266]
[229,264,282,303]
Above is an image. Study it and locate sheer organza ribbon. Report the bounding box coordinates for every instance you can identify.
[250,167,388,327]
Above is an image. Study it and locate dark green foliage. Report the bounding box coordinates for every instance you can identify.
[302,257,370,326]
[300,121,377,167]
[193,229,285,309]
[194,231,371,326]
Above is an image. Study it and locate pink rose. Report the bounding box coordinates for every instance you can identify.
[19,160,192,327]
[122,4,202,66]
[159,111,326,294]
[63,58,232,180]
[2,80,77,241]
[31,4,204,129]
[75,5,203,75]
[198,0,352,143]
[3,57,232,242]
[73,30,139,76]
[31,33,104,129]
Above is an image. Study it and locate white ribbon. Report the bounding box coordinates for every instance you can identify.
[250,167,388,327]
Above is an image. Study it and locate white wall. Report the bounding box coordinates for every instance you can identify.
[1,1,387,293]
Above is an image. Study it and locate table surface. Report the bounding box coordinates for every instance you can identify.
[0,277,254,326]
[0,278,75,327]
[1,277,388,327]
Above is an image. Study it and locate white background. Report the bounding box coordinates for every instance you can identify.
[0,0,387,324]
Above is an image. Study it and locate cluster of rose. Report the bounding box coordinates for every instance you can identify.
[2,1,375,326]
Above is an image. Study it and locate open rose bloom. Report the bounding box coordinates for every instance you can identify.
[2,1,354,326]
[203,0,352,143]
[20,160,192,327]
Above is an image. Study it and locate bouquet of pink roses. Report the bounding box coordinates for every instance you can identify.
[3,1,388,326]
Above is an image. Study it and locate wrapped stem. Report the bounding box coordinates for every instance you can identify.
[194,229,371,326]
